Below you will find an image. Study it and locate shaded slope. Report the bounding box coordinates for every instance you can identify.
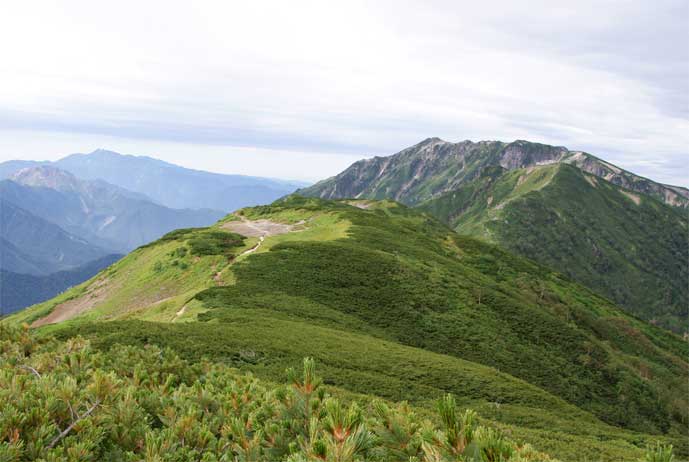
[419,164,688,332]
[0,199,109,274]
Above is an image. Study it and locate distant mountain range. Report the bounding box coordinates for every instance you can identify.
[0,149,307,211]
[300,138,688,332]
[2,166,225,253]
[0,149,306,315]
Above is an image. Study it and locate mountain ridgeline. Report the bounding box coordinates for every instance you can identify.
[300,138,688,208]
[6,197,688,460]
[0,149,306,211]
[299,138,689,332]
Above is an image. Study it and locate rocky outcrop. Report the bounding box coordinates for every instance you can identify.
[300,138,689,208]
[562,153,689,207]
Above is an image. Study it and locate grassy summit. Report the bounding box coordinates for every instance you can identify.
[6,197,687,460]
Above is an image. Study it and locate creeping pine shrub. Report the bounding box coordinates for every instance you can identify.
[0,325,673,461]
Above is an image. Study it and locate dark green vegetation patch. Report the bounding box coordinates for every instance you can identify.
[419,164,688,332]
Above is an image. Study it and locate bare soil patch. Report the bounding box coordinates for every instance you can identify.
[346,201,372,209]
[584,175,599,188]
[222,218,305,237]
[621,190,641,205]
[32,276,117,327]
[173,303,189,321]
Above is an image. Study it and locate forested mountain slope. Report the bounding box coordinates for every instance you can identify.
[7,197,687,460]
[0,325,584,462]
[418,164,688,332]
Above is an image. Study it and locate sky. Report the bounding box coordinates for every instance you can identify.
[0,0,687,185]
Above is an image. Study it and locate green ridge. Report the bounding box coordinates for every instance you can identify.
[5,197,687,460]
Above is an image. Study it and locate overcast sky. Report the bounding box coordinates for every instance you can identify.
[0,1,687,185]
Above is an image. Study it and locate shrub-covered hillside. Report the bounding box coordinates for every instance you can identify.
[2,325,571,461]
[418,164,688,333]
[5,196,687,460]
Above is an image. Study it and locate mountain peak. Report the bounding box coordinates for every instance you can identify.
[301,137,688,208]
[53,149,125,162]
[10,165,80,193]
[86,149,126,158]
[415,137,448,147]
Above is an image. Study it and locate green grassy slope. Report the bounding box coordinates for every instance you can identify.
[419,164,688,332]
[5,197,687,460]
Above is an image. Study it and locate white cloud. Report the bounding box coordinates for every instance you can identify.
[0,0,687,185]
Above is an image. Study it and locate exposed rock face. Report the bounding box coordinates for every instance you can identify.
[11,165,153,204]
[11,165,82,192]
[498,140,569,169]
[562,154,689,207]
[300,138,689,208]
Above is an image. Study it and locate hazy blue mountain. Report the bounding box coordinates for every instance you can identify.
[0,254,122,315]
[0,199,109,274]
[0,149,307,212]
[0,160,46,179]
[54,149,306,210]
[2,166,225,252]
[0,237,51,276]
